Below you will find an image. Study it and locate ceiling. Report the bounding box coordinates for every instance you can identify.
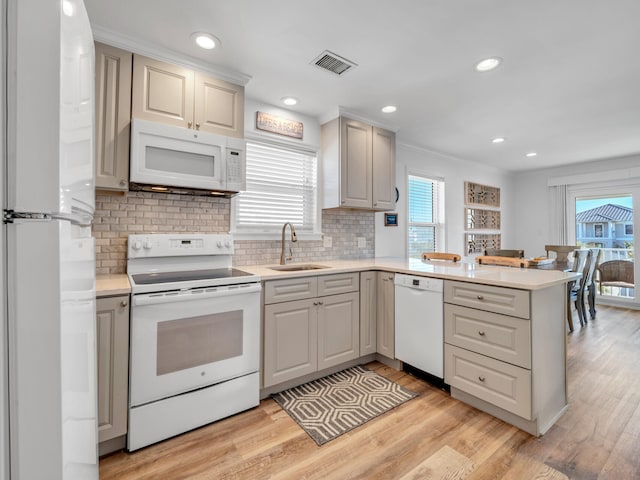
[84,0,640,172]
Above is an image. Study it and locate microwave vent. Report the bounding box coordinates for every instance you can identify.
[311,50,357,76]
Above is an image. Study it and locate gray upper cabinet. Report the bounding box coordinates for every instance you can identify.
[95,42,132,191]
[321,116,396,211]
[132,54,244,138]
[372,127,396,210]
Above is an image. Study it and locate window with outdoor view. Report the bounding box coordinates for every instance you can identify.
[407,173,445,259]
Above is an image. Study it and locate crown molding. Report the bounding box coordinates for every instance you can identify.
[91,24,252,86]
[317,106,399,132]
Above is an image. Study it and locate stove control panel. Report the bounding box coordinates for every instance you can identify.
[128,234,234,258]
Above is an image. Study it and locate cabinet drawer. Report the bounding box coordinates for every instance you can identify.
[318,272,359,296]
[264,277,318,304]
[444,280,530,319]
[445,344,531,419]
[445,304,531,368]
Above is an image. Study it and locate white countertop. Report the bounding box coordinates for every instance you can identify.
[240,257,580,291]
[97,258,579,295]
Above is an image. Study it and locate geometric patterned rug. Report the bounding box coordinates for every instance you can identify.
[272,365,418,445]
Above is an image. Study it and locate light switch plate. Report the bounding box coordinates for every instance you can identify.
[323,235,332,248]
[357,237,366,248]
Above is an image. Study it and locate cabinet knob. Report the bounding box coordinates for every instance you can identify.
[478,376,486,382]
[341,200,346,204]
[476,295,484,300]
[188,121,193,128]
[318,301,324,305]
[313,301,318,306]
[120,300,128,308]
[195,123,200,130]
[119,179,126,187]
[478,331,485,336]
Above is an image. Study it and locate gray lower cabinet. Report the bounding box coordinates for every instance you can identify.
[359,271,395,359]
[96,295,130,446]
[376,271,395,359]
[444,279,567,436]
[263,273,360,388]
[359,271,377,355]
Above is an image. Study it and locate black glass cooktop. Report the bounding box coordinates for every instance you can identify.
[132,268,254,285]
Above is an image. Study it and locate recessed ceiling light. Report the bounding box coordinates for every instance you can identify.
[475,57,502,72]
[492,137,505,143]
[281,97,298,106]
[381,105,397,113]
[191,32,220,50]
[525,152,538,158]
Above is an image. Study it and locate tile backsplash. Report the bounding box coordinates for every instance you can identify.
[93,191,375,275]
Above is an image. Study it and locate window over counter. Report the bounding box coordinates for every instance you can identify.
[407,173,445,260]
[231,142,321,239]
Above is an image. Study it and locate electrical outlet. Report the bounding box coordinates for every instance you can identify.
[357,237,366,249]
[323,235,332,248]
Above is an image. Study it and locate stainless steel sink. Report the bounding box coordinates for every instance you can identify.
[268,264,329,271]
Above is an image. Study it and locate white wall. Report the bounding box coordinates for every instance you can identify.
[512,153,640,258]
[375,143,515,259]
[244,97,320,151]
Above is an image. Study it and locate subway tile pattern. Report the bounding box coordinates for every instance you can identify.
[93,191,375,274]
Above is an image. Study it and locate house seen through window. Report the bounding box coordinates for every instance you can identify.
[407,173,445,259]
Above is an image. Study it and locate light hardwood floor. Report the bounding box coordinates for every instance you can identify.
[100,305,640,479]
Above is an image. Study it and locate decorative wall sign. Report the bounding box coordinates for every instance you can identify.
[465,207,501,230]
[465,233,501,255]
[464,181,500,207]
[384,213,398,226]
[256,111,303,139]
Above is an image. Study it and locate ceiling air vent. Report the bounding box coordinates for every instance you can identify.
[311,50,357,76]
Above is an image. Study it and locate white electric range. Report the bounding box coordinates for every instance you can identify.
[126,233,261,451]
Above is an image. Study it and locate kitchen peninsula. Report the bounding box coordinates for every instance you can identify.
[243,258,577,437]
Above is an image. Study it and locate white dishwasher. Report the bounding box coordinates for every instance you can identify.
[394,274,444,379]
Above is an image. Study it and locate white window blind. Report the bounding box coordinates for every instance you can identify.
[407,174,445,259]
[233,142,318,235]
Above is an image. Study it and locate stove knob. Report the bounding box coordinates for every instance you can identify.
[131,241,142,251]
[225,240,231,248]
[143,240,153,250]
[216,241,223,248]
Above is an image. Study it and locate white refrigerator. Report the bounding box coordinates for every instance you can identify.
[3,0,98,478]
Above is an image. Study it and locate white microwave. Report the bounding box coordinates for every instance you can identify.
[130,119,246,195]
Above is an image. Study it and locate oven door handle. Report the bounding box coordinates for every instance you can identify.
[133,283,261,306]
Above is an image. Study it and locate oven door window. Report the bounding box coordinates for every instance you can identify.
[156,310,243,376]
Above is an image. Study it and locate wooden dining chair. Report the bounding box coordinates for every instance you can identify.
[422,252,461,262]
[484,248,524,258]
[545,245,577,263]
[586,249,601,319]
[567,249,592,330]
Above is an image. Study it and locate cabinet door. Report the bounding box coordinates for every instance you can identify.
[376,272,395,359]
[96,295,130,443]
[372,127,396,211]
[318,292,360,370]
[264,298,318,387]
[132,55,194,128]
[194,72,244,138]
[359,271,377,355]
[340,118,372,208]
[95,42,132,191]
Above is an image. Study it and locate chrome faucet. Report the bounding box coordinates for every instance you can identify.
[280,222,297,265]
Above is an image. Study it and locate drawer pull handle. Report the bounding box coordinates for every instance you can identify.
[476,295,484,300]
[478,376,486,382]
[478,331,485,336]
